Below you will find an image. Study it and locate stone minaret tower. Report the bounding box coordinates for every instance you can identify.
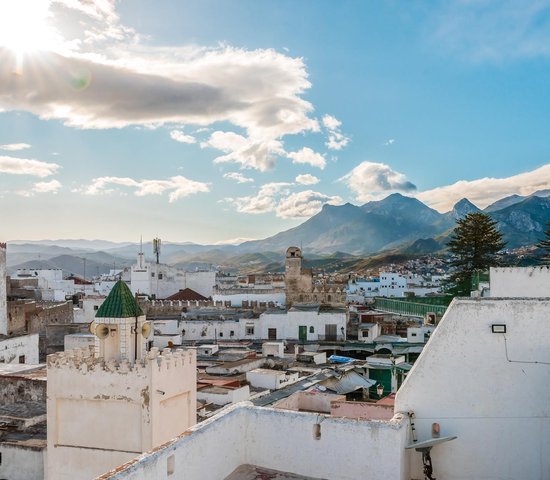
[0,243,7,336]
[47,280,197,480]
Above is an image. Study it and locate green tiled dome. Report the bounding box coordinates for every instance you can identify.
[95,280,144,318]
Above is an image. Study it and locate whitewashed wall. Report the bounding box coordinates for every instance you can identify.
[0,333,39,364]
[212,291,285,307]
[99,403,408,480]
[490,266,550,297]
[259,310,346,341]
[396,297,550,480]
[0,444,45,480]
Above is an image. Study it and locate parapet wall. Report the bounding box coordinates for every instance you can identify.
[47,345,195,376]
[490,266,550,297]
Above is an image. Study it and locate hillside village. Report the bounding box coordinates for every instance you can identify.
[2,217,550,479]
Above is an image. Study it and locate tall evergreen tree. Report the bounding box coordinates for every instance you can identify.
[446,212,506,296]
[536,221,550,264]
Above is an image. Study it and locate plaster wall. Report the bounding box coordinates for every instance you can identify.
[490,266,550,297]
[212,291,285,307]
[64,333,96,350]
[47,346,196,480]
[246,369,299,390]
[330,400,394,420]
[396,297,550,480]
[100,403,408,480]
[273,391,345,413]
[259,310,346,341]
[0,444,45,480]
[197,385,250,406]
[0,333,39,364]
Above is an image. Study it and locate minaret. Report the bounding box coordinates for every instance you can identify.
[0,243,7,336]
[92,280,148,361]
[47,280,197,480]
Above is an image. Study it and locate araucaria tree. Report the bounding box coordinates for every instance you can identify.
[446,212,506,296]
[536,221,550,264]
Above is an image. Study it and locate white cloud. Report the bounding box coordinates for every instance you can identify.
[33,179,62,193]
[322,114,341,130]
[287,147,326,170]
[202,131,285,171]
[0,0,320,170]
[81,175,209,202]
[0,156,60,177]
[225,182,292,214]
[384,138,395,146]
[0,143,31,151]
[295,174,320,185]
[170,130,196,144]
[417,163,550,212]
[223,172,254,184]
[276,190,343,219]
[322,114,350,151]
[431,0,550,62]
[340,161,416,203]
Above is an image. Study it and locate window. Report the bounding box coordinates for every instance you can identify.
[18,355,25,364]
[362,330,369,338]
[151,272,155,277]
[93,305,99,310]
[230,330,235,337]
[167,454,175,476]
[246,326,254,335]
[309,326,314,333]
[158,273,163,280]
[219,332,223,337]
[411,332,417,337]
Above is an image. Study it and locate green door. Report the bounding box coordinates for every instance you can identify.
[299,325,307,341]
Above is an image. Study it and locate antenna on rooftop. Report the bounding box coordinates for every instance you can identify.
[153,237,161,264]
[140,235,143,254]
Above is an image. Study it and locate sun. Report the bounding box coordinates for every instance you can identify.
[0,1,60,56]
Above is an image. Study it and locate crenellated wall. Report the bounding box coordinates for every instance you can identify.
[47,345,196,480]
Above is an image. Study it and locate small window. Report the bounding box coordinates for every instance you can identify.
[362,330,369,338]
[18,355,25,364]
[246,326,254,335]
[93,305,99,310]
[411,332,417,337]
[158,273,163,280]
[167,454,175,476]
[309,326,314,333]
[230,330,235,337]
[219,332,223,337]
[151,272,155,277]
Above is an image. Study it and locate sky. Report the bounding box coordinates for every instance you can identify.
[2,0,550,244]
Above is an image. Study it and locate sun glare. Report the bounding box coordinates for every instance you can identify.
[0,1,59,56]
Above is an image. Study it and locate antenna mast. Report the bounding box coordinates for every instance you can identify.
[153,237,161,264]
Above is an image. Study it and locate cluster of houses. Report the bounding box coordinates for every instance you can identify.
[3,242,549,479]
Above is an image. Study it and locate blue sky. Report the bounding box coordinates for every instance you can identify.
[1,0,550,243]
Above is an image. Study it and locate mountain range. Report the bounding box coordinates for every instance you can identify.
[7,190,550,274]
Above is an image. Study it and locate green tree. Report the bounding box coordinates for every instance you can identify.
[536,221,550,264]
[446,212,506,296]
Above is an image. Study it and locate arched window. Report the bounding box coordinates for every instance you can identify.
[309,326,314,333]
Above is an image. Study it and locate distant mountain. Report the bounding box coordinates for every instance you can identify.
[10,239,133,251]
[9,253,133,277]
[491,196,550,248]
[485,195,525,212]
[239,194,454,255]
[447,198,481,220]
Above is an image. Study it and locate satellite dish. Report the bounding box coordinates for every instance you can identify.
[95,323,110,339]
[141,322,152,339]
[88,321,95,335]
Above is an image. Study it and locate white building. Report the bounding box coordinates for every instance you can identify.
[0,333,39,364]
[13,269,75,302]
[490,266,550,297]
[130,251,215,299]
[97,267,550,480]
[0,243,7,335]
[47,280,197,480]
[246,368,299,390]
